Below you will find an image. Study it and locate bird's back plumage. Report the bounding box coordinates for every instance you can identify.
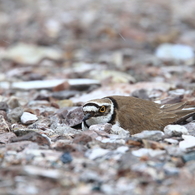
[105,96,195,134]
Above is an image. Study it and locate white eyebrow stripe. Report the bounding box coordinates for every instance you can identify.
[83,106,98,112]
[92,102,111,107]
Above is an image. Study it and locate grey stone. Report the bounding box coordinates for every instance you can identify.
[164,125,188,136]
[7,107,24,122]
[20,112,38,125]
[155,43,194,64]
[132,148,166,157]
[179,135,195,152]
[132,130,164,141]
[182,151,195,163]
[85,148,110,160]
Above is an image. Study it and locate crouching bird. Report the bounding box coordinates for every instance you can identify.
[82,96,195,134]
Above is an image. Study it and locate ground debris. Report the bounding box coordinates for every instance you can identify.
[1,0,195,194]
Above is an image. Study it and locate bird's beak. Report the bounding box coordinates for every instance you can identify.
[83,113,92,121]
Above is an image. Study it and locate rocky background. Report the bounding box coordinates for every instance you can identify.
[0,0,195,194]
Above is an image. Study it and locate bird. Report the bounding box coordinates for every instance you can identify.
[82,95,195,134]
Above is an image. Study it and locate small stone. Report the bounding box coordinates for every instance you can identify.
[126,137,142,146]
[115,146,129,154]
[164,138,179,145]
[111,125,130,138]
[88,70,135,83]
[7,107,24,123]
[164,125,188,136]
[82,130,99,139]
[0,115,10,133]
[23,166,62,179]
[11,132,51,146]
[85,148,110,160]
[7,97,20,109]
[73,133,92,145]
[118,151,140,171]
[155,43,194,64]
[52,142,82,152]
[182,151,195,163]
[52,124,80,136]
[89,123,112,132]
[20,112,38,125]
[52,81,70,92]
[131,89,149,100]
[185,122,195,136]
[60,152,72,164]
[143,139,165,150]
[57,107,83,127]
[57,99,74,108]
[0,132,16,143]
[132,130,164,141]
[52,90,79,100]
[163,163,179,176]
[12,79,100,90]
[2,43,63,64]
[132,148,166,157]
[0,102,9,112]
[97,134,126,144]
[80,170,100,183]
[179,135,195,151]
[165,146,184,157]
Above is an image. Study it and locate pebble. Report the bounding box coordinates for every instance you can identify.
[0,132,16,143]
[164,138,178,145]
[182,151,195,163]
[115,146,129,154]
[164,125,188,136]
[0,102,9,112]
[111,125,130,138]
[155,43,194,64]
[7,97,20,109]
[179,135,195,151]
[20,112,38,125]
[89,70,135,83]
[60,152,72,164]
[1,43,63,64]
[0,115,10,133]
[52,90,79,100]
[85,148,110,160]
[132,148,166,157]
[57,100,74,108]
[58,107,84,127]
[89,123,112,132]
[12,79,100,90]
[118,151,140,171]
[163,163,180,176]
[184,122,195,136]
[80,170,101,183]
[132,130,164,141]
[165,146,184,157]
[7,107,24,123]
[96,136,126,144]
[52,124,80,136]
[73,133,92,144]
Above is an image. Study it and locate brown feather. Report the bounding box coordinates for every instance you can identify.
[106,96,195,134]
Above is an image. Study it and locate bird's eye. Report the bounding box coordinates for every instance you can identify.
[99,106,106,112]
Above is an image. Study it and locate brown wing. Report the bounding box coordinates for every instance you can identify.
[160,102,195,124]
[110,96,195,134]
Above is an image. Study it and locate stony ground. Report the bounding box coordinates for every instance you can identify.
[0,0,195,194]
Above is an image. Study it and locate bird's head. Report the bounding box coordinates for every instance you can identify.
[82,98,114,130]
